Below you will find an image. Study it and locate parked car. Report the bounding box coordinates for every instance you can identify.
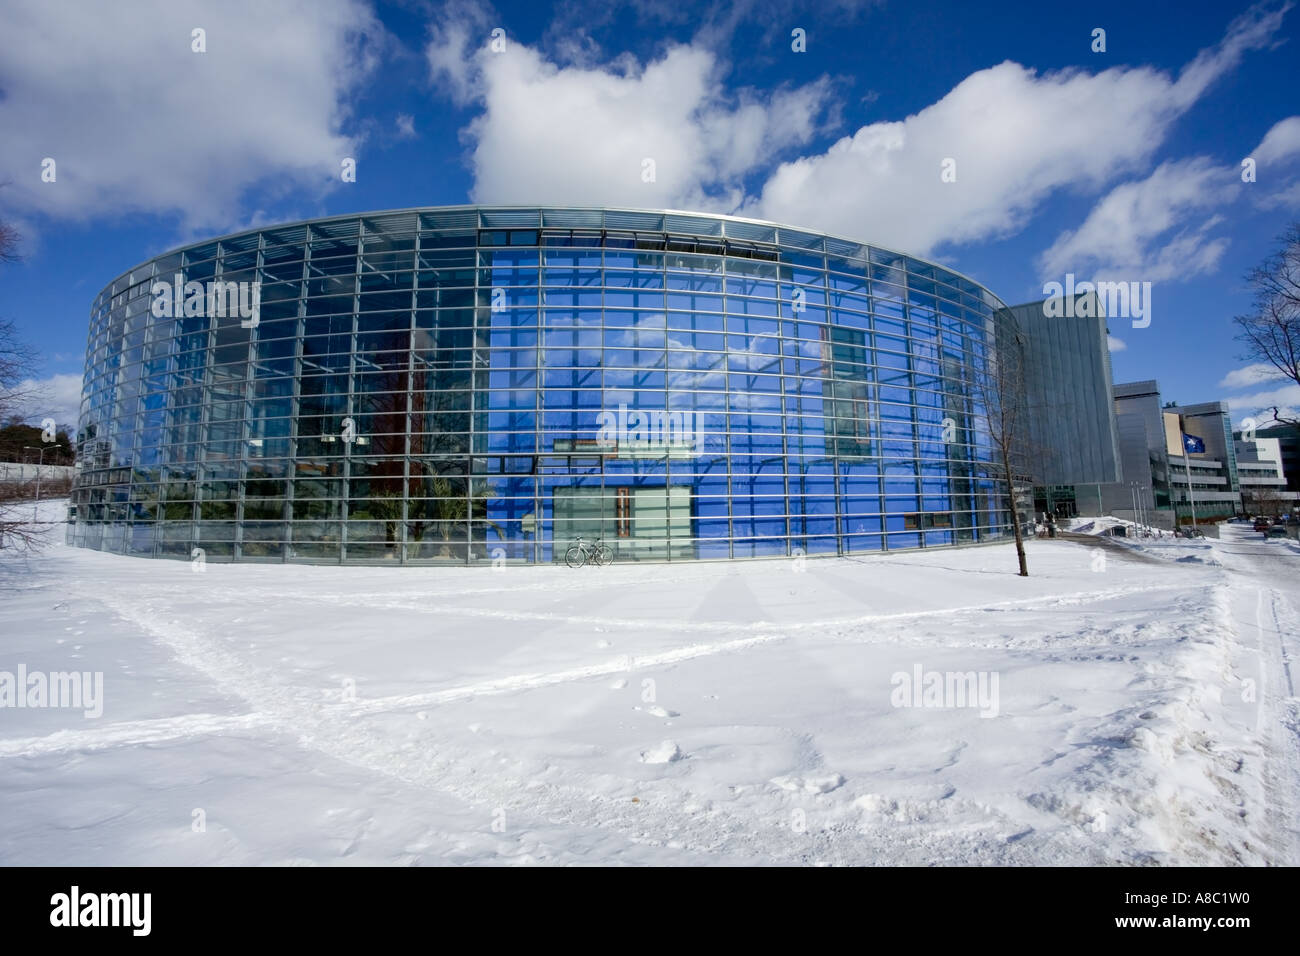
[1265,525,1289,539]
[1254,518,1272,532]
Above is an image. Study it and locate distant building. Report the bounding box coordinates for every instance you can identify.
[1092,385,1245,527]
[1241,423,1300,493]
[999,293,1122,519]
[1232,429,1299,515]
[1096,380,1169,524]
[1162,400,1241,523]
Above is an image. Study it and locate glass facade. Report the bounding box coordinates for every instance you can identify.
[1004,297,1121,490]
[69,206,1014,564]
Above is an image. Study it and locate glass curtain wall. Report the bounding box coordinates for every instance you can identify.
[71,207,1012,564]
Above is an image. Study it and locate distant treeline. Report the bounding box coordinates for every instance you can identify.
[0,421,74,464]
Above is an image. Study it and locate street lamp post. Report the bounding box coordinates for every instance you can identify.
[22,445,56,519]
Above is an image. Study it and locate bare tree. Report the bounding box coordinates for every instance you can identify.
[0,318,41,419]
[967,319,1030,576]
[1243,483,1286,518]
[0,221,19,265]
[0,188,34,411]
[1234,223,1300,428]
[0,216,49,552]
[0,184,20,266]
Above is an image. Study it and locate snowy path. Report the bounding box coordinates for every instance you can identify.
[1204,525,1300,864]
[2,504,1298,865]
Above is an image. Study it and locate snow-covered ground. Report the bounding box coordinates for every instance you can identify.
[1,500,1297,866]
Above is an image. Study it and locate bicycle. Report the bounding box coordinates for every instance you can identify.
[564,536,614,568]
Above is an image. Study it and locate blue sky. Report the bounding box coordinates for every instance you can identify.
[1,0,1298,429]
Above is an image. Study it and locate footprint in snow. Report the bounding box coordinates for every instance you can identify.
[638,705,680,718]
[770,773,845,794]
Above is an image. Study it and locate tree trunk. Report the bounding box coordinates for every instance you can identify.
[1001,444,1029,576]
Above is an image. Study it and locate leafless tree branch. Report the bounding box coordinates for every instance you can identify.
[963,316,1031,576]
[1233,223,1300,429]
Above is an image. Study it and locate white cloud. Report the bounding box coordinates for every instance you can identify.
[1225,381,1300,423]
[1254,115,1300,165]
[429,3,1287,253]
[1042,112,1300,282]
[1107,335,1127,352]
[747,4,1289,252]
[1270,179,1300,209]
[0,0,385,231]
[13,373,83,433]
[396,114,417,139]
[1219,363,1289,389]
[435,35,834,210]
[421,2,1284,257]
[1038,159,1232,281]
[428,1,494,105]
[1247,114,1300,210]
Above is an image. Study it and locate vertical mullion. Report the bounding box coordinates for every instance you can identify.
[402,226,418,566]
[341,226,360,565]
[285,234,309,561]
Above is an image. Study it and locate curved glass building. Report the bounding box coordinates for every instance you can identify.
[70,206,1013,564]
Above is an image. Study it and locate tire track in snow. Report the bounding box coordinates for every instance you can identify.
[5,581,1194,759]
[10,568,1219,865]
[344,634,785,716]
[315,581,1199,635]
[37,587,1047,865]
[130,579,1197,637]
[0,712,273,758]
[73,592,811,863]
[1255,585,1300,864]
[1205,528,1300,865]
